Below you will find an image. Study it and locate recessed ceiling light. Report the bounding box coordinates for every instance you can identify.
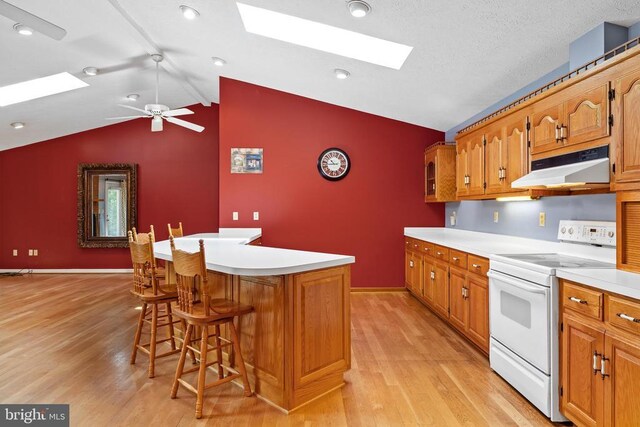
[83,67,98,76]
[334,69,350,79]
[0,72,89,107]
[179,5,200,20]
[347,1,371,18]
[10,122,25,129]
[13,23,33,36]
[212,57,226,67]
[236,2,413,70]
[126,93,140,101]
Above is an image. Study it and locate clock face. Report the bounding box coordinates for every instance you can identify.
[318,148,350,181]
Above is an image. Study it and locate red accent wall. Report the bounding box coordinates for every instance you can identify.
[219,78,444,287]
[0,104,219,269]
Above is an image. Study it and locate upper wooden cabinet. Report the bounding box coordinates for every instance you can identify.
[456,131,485,197]
[424,143,457,202]
[485,112,529,195]
[613,65,640,187]
[530,79,611,156]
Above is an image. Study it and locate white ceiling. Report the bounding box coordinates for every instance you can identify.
[1,0,640,151]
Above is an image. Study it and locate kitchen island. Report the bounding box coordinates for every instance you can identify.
[153,229,355,413]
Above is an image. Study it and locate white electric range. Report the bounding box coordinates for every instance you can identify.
[487,221,616,422]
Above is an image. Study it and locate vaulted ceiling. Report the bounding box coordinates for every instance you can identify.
[1,0,640,151]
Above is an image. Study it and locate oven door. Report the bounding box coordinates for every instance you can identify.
[488,269,550,374]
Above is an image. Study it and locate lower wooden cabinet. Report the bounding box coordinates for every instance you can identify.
[404,236,489,355]
[560,279,640,426]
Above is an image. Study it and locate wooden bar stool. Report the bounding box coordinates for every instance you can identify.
[131,225,165,278]
[129,231,184,378]
[169,237,254,419]
[167,222,184,238]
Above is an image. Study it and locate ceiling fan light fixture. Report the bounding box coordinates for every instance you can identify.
[13,23,33,36]
[10,122,25,129]
[83,67,98,76]
[212,57,226,67]
[347,1,371,18]
[179,5,200,20]
[334,69,350,80]
[126,93,140,101]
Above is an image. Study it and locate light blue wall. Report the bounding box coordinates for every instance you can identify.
[629,22,640,40]
[570,24,605,69]
[445,194,615,242]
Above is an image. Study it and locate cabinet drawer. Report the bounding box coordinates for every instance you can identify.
[405,237,421,252]
[449,249,468,269]
[468,255,489,277]
[433,245,449,261]
[607,295,640,335]
[420,241,435,256]
[562,282,603,320]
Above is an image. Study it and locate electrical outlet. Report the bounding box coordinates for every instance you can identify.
[450,211,457,226]
[232,212,238,221]
[12,249,17,256]
[539,212,546,227]
[28,249,34,256]
[493,211,499,223]
[253,212,259,221]
[34,249,38,256]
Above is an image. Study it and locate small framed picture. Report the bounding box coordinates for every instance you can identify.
[231,148,263,174]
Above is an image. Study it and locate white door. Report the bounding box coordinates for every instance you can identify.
[488,270,550,374]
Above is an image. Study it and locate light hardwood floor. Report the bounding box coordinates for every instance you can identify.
[0,274,554,426]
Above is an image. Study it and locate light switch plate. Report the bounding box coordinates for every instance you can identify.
[232,212,239,221]
[493,211,499,223]
[253,212,259,221]
[539,212,546,227]
[12,249,17,256]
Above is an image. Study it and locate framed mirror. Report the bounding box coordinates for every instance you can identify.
[77,163,137,248]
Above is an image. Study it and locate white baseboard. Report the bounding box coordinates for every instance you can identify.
[0,269,132,274]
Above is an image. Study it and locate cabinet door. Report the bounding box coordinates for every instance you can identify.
[433,261,449,319]
[404,248,412,288]
[422,256,434,304]
[456,140,469,197]
[562,314,605,427]
[425,150,437,201]
[531,100,563,155]
[484,125,505,195]
[467,275,489,352]
[504,114,529,192]
[448,266,467,332]
[468,135,485,196]
[604,333,640,426]
[564,81,610,149]
[405,249,420,293]
[614,68,640,185]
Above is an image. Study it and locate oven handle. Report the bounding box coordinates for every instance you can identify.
[487,270,548,295]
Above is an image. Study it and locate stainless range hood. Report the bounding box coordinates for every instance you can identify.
[512,146,610,190]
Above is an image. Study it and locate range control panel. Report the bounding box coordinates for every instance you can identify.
[557,220,616,247]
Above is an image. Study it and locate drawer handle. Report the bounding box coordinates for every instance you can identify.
[414,244,419,248]
[424,247,430,252]
[569,296,588,305]
[430,271,435,280]
[437,251,443,256]
[617,313,640,323]
[452,257,459,261]
[472,264,481,269]
[593,351,601,375]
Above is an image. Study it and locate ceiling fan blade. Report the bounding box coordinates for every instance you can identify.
[118,104,150,115]
[0,1,67,40]
[105,115,148,120]
[165,117,205,133]
[151,116,163,132]
[163,108,194,117]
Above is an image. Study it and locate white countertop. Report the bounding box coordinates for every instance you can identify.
[405,227,640,300]
[154,228,355,276]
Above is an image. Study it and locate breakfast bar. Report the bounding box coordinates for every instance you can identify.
[153,229,355,412]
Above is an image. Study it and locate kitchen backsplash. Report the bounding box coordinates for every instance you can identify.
[445,193,615,241]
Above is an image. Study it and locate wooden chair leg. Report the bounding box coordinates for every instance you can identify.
[195,325,209,419]
[148,304,158,378]
[130,302,147,365]
[171,323,192,399]
[167,303,177,351]
[214,324,224,379]
[229,321,252,397]
[180,319,197,364]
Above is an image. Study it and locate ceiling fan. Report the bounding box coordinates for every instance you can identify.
[0,0,66,40]
[107,54,205,133]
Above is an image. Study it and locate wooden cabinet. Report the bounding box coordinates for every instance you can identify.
[466,274,489,351]
[613,66,640,187]
[448,266,467,331]
[456,131,485,197]
[560,279,640,426]
[485,113,529,195]
[616,191,640,273]
[432,260,449,319]
[404,238,423,295]
[484,123,505,195]
[424,142,457,202]
[531,80,610,156]
[422,256,434,304]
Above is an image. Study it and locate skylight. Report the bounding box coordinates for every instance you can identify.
[236,2,413,70]
[0,72,89,107]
